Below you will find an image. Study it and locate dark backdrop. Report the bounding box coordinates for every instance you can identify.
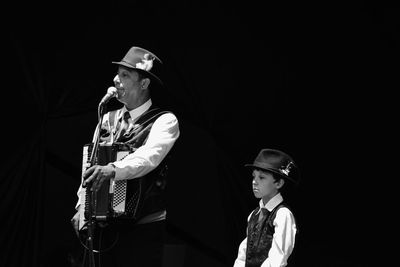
[1,1,396,267]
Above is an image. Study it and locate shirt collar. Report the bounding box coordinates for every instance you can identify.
[259,193,284,212]
[121,99,152,122]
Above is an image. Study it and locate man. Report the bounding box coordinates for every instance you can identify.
[71,46,180,267]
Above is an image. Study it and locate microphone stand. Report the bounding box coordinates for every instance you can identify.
[85,103,108,267]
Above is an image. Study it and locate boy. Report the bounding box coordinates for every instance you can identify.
[234,148,300,267]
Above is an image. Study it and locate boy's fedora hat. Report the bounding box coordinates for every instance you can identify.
[245,148,300,184]
[112,46,163,85]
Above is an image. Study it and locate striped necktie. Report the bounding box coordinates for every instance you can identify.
[115,111,132,141]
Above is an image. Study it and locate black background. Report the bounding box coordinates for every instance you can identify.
[1,1,397,266]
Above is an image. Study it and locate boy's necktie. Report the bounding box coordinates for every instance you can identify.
[258,208,270,223]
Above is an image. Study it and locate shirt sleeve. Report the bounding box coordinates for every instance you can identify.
[112,112,180,180]
[75,184,86,210]
[261,207,297,267]
[234,211,255,266]
[233,237,247,267]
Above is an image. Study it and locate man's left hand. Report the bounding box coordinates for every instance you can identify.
[82,164,116,191]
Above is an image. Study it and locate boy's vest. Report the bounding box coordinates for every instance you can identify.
[245,202,289,267]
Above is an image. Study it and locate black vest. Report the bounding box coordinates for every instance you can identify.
[245,202,288,267]
[102,106,174,220]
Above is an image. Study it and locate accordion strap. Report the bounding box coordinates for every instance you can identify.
[125,108,171,145]
[108,107,171,130]
[136,107,171,125]
[107,106,172,146]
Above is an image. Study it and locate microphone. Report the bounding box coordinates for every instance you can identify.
[99,87,118,106]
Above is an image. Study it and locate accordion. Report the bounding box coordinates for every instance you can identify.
[81,143,144,226]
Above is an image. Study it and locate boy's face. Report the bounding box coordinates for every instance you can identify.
[252,169,282,202]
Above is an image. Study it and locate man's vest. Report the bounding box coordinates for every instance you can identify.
[101,106,173,221]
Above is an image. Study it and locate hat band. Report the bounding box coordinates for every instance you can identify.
[252,161,276,171]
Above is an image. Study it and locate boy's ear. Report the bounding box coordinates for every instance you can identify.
[276,178,285,189]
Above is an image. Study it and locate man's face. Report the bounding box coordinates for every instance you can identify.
[252,169,280,201]
[113,67,144,105]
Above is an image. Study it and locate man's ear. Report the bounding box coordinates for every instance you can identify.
[141,78,151,90]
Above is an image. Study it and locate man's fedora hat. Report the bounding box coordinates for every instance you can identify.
[245,148,300,185]
[112,46,163,85]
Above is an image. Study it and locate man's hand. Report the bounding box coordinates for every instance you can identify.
[82,164,116,191]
